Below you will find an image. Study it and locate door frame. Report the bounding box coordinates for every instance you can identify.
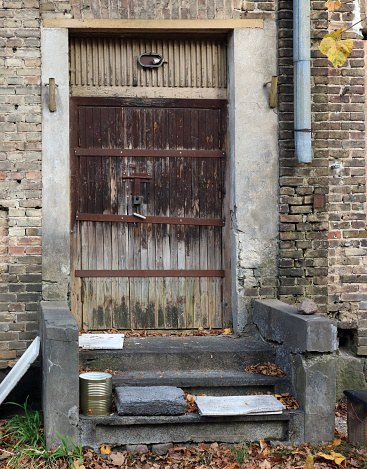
[41,21,279,334]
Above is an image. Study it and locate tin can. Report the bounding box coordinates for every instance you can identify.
[79,371,112,416]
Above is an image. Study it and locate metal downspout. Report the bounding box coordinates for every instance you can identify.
[293,0,312,162]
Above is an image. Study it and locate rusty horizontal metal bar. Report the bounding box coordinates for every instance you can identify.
[76,213,225,226]
[74,148,226,158]
[75,270,225,278]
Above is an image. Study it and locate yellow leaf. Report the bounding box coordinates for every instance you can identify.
[100,444,111,455]
[224,328,231,335]
[319,28,353,68]
[325,0,341,12]
[331,451,346,465]
[305,453,314,468]
[332,438,342,447]
[317,451,346,466]
[317,452,334,460]
[275,394,282,398]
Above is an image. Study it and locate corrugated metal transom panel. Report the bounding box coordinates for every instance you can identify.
[69,36,227,93]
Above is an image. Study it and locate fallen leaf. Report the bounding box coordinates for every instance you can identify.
[224,328,232,334]
[317,450,346,465]
[259,439,267,451]
[110,452,126,466]
[305,453,314,468]
[100,444,111,455]
[259,460,271,469]
[72,460,85,469]
[331,438,341,447]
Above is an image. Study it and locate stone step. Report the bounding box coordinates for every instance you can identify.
[79,336,276,372]
[80,410,305,451]
[112,370,290,396]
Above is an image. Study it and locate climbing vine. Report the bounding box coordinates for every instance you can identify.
[319,0,363,68]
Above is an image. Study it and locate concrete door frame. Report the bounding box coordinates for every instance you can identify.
[41,20,278,334]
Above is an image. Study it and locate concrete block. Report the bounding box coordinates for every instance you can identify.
[115,386,187,416]
[336,350,367,400]
[151,443,173,455]
[40,301,79,449]
[293,354,336,443]
[253,299,338,353]
[126,444,148,454]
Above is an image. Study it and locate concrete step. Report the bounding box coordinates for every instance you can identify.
[112,370,290,396]
[80,410,305,451]
[79,336,276,372]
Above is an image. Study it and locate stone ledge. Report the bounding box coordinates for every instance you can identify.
[253,299,337,353]
[40,301,78,342]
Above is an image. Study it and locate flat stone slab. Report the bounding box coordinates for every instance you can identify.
[115,386,187,416]
[344,390,367,411]
[79,334,124,350]
[195,395,285,416]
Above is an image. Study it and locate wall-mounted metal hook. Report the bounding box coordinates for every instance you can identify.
[44,78,58,112]
[264,76,278,108]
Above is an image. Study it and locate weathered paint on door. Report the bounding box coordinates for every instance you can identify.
[70,97,229,330]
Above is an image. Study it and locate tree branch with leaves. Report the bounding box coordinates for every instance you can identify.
[318,0,363,68]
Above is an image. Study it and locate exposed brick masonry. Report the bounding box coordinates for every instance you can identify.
[1,0,367,368]
[278,0,367,354]
[0,0,42,368]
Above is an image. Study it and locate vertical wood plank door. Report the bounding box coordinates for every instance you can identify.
[70,97,230,331]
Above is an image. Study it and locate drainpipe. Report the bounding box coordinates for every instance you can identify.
[293,0,312,162]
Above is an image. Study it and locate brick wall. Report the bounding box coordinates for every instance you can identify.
[0,0,42,369]
[1,0,366,369]
[278,0,367,354]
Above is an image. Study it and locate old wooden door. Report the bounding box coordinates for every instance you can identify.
[70,97,229,330]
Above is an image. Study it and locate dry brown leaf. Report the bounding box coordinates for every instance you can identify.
[110,452,126,466]
[259,460,271,469]
[259,439,267,451]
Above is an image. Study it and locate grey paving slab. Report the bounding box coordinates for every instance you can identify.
[195,395,285,416]
[115,386,187,416]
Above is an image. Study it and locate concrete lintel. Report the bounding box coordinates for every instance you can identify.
[42,18,264,32]
[253,299,338,353]
[40,301,79,449]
